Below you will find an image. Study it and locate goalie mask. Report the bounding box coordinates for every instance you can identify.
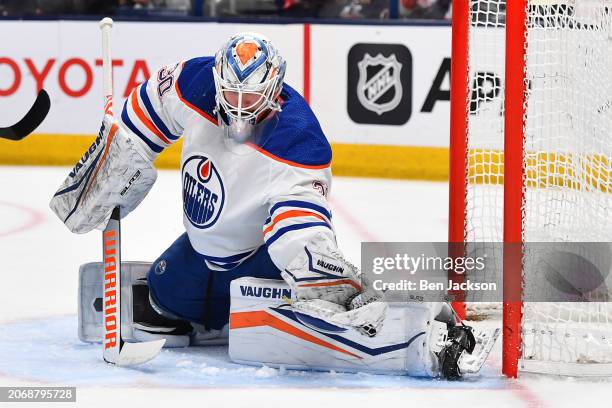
[213,32,286,143]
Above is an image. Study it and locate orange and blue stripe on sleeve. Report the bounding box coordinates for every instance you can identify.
[120,82,179,154]
[263,200,333,247]
[138,80,180,142]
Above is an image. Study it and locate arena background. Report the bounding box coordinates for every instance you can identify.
[0,18,454,180]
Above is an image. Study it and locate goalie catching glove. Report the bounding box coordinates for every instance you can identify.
[282,233,387,337]
[50,115,157,233]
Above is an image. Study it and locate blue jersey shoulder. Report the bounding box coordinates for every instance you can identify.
[176,56,217,121]
[177,58,331,167]
[257,85,331,167]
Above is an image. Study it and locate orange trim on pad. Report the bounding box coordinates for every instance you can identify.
[230,310,361,359]
[83,123,118,201]
[299,279,362,292]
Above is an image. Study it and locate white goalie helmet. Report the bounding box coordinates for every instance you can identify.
[213,32,286,141]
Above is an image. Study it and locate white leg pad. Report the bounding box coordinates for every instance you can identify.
[229,277,441,377]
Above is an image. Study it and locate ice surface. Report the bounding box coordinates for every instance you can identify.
[0,166,609,408]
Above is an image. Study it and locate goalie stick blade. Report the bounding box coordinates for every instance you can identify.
[0,89,51,141]
[105,339,166,367]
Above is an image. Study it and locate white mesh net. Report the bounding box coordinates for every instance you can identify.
[465,0,506,317]
[463,0,612,374]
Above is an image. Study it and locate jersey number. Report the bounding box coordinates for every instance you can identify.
[157,63,178,99]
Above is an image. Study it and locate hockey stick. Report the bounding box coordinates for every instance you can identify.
[0,89,50,141]
[99,17,165,366]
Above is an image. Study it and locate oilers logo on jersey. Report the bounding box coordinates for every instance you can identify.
[182,154,225,229]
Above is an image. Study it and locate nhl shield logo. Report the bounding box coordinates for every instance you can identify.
[357,53,403,116]
[182,155,225,229]
[347,43,412,125]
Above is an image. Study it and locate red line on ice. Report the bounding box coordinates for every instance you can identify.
[507,381,547,408]
[0,200,46,238]
[328,196,378,242]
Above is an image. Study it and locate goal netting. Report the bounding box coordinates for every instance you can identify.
[450,0,612,377]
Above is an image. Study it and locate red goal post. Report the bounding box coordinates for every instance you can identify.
[449,0,525,378]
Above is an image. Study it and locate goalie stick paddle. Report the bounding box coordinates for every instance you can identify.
[102,207,165,366]
[0,89,50,141]
[99,18,164,366]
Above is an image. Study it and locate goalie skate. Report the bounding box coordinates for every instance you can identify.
[437,325,500,379]
[458,327,500,375]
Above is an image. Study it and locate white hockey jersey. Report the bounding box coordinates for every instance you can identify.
[119,57,334,271]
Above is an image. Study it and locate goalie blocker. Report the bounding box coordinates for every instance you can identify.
[79,264,498,378]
